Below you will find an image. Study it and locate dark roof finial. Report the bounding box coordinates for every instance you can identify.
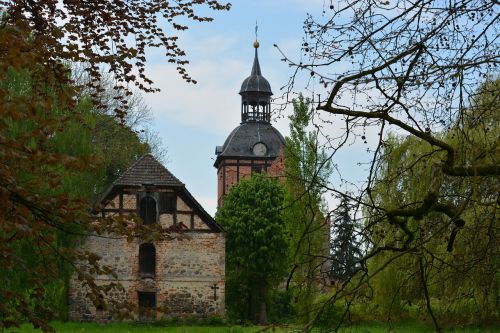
[253,21,260,49]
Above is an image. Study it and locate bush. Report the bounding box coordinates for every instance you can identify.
[268,289,295,323]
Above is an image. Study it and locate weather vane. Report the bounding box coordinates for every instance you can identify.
[254,21,259,48]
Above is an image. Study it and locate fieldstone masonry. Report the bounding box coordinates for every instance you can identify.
[68,154,225,321]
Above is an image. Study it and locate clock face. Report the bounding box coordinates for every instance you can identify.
[252,142,267,156]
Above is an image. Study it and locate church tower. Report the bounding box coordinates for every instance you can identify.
[214,40,285,206]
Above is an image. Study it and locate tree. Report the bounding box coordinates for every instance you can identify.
[72,64,168,165]
[330,197,361,282]
[2,0,230,117]
[216,174,288,324]
[276,1,499,330]
[0,68,165,330]
[1,1,229,330]
[283,95,332,323]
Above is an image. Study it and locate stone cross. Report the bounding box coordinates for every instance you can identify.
[210,283,219,301]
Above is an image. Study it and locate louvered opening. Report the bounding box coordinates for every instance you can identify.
[159,192,176,214]
[139,196,157,225]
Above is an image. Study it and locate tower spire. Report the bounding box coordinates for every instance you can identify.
[251,46,262,76]
[239,28,273,123]
[251,21,262,76]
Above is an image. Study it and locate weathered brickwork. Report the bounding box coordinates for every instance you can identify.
[68,155,225,321]
[216,149,285,206]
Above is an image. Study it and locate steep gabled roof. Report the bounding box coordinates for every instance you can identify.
[113,154,183,187]
[98,154,223,232]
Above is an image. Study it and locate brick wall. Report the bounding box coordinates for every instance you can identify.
[217,149,285,206]
[68,189,225,321]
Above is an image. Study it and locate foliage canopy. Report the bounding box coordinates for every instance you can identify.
[216,174,288,325]
[0,0,230,330]
[277,0,499,330]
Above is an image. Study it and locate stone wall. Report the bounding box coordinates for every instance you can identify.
[68,188,225,321]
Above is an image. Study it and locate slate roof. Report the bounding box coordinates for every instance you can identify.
[112,154,184,187]
[239,48,272,95]
[214,122,285,166]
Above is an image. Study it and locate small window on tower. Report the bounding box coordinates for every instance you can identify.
[139,196,157,225]
[252,165,265,174]
[159,192,176,214]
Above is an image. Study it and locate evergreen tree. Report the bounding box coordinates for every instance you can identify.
[330,197,361,282]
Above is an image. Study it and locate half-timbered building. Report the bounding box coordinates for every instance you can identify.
[68,154,225,321]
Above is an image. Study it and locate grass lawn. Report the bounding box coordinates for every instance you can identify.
[13,321,500,333]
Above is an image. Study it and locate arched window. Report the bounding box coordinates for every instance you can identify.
[140,196,157,225]
[139,243,156,278]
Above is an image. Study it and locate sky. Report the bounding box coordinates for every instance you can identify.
[141,0,363,216]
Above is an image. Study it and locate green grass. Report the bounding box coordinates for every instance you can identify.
[13,321,500,333]
[12,322,280,333]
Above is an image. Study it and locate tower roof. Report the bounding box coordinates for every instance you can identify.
[239,46,272,95]
[214,122,285,166]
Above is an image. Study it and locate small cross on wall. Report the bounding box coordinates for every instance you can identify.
[210,283,219,301]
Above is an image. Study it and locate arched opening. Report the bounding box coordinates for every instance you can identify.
[139,243,156,278]
[140,196,157,225]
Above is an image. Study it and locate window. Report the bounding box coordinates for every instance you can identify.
[95,294,104,311]
[137,291,156,320]
[159,192,176,214]
[139,196,157,225]
[252,165,265,174]
[139,243,155,278]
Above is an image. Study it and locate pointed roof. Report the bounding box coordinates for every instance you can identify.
[239,45,272,95]
[97,154,223,232]
[250,48,262,76]
[112,154,183,187]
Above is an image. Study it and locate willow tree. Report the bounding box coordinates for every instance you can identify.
[277,0,499,330]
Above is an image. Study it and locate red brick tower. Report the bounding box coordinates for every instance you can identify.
[214,41,285,206]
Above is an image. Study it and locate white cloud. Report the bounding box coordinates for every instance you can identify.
[144,58,246,134]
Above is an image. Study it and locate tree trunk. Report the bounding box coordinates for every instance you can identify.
[256,283,268,325]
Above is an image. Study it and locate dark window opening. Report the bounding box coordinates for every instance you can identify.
[138,291,156,321]
[139,243,155,278]
[159,192,176,214]
[96,294,104,311]
[140,196,157,225]
[252,165,265,174]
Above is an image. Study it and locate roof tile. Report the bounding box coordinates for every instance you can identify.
[112,154,183,187]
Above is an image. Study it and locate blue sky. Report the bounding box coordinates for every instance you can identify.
[141,0,368,215]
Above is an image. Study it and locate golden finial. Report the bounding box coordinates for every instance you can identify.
[254,21,259,48]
